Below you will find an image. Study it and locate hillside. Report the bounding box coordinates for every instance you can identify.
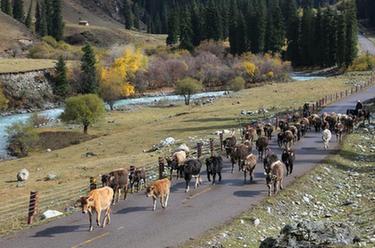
[0,12,36,57]
[0,0,165,57]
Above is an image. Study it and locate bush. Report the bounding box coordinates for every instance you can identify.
[28,39,82,60]
[42,36,59,48]
[7,121,39,157]
[61,94,105,134]
[0,85,8,110]
[30,113,50,127]
[175,77,203,105]
[348,54,375,71]
[228,76,246,92]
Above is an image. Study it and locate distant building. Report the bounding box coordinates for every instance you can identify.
[78,20,89,26]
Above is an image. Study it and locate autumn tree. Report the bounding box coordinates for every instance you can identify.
[61,94,105,134]
[99,47,146,109]
[175,77,203,105]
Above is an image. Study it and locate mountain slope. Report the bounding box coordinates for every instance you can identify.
[0,12,36,56]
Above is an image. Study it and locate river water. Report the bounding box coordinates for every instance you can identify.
[0,91,226,159]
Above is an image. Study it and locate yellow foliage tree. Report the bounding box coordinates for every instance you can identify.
[100,47,147,109]
[243,62,258,77]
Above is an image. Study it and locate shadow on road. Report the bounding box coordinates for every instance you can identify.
[116,206,149,214]
[33,225,82,237]
[233,190,263,198]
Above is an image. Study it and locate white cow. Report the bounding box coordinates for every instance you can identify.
[322,129,332,150]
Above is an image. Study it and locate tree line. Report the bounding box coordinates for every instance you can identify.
[356,0,375,28]
[0,0,64,40]
[166,0,358,67]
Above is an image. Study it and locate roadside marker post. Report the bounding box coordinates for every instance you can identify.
[27,191,39,225]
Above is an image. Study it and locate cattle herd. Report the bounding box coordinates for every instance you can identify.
[77,103,371,232]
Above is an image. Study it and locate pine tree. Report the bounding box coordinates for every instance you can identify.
[1,0,12,16]
[166,10,179,46]
[123,0,133,29]
[80,43,98,94]
[229,0,239,54]
[344,0,358,66]
[336,13,346,67]
[38,0,47,36]
[44,0,53,35]
[51,0,64,40]
[179,9,193,51]
[133,3,140,30]
[284,0,300,65]
[12,0,24,22]
[191,3,203,47]
[252,0,266,53]
[326,8,337,67]
[265,0,285,53]
[204,0,222,41]
[299,7,314,66]
[25,1,32,29]
[54,56,70,97]
[313,8,324,66]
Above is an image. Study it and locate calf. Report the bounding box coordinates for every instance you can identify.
[230,141,252,173]
[281,149,295,176]
[283,130,294,149]
[129,167,146,193]
[146,178,171,211]
[263,151,278,173]
[256,136,269,160]
[183,159,202,192]
[205,156,223,185]
[263,123,273,140]
[322,128,332,150]
[166,150,187,180]
[242,154,257,183]
[334,122,344,142]
[78,186,113,232]
[266,161,285,196]
[103,169,129,205]
[223,136,237,158]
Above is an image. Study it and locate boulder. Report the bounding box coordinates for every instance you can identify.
[160,137,175,147]
[41,210,63,220]
[17,169,30,182]
[260,221,356,248]
[46,173,57,181]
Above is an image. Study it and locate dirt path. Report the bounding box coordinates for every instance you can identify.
[1,86,374,248]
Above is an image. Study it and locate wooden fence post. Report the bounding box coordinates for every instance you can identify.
[197,142,202,158]
[27,191,39,225]
[158,157,165,179]
[219,132,223,151]
[209,138,214,156]
[89,177,97,191]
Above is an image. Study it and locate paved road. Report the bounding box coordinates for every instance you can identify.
[1,86,375,248]
[358,34,375,55]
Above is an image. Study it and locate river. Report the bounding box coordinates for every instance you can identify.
[0,91,226,159]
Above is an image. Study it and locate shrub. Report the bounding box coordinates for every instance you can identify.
[61,94,105,134]
[175,77,203,105]
[42,36,59,48]
[30,113,50,127]
[0,85,8,110]
[7,121,39,157]
[228,76,246,91]
[348,54,375,71]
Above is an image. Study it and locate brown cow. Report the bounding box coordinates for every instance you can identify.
[242,154,257,183]
[78,186,114,232]
[266,161,285,196]
[146,178,171,211]
[105,168,129,205]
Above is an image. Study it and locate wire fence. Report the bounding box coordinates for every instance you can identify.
[0,73,374,234]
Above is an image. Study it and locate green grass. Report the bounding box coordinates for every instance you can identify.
[182,129,375,248]
[0,59,78,73]
[0,72,372,235]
